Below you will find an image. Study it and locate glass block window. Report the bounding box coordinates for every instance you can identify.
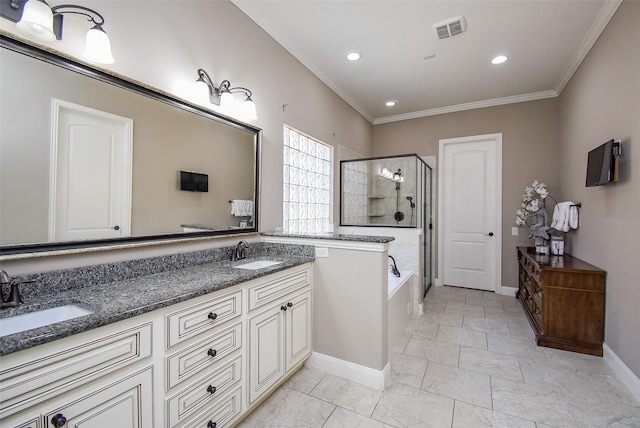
[283,126,333,234]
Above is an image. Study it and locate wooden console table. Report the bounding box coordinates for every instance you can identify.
[516,247,605,356]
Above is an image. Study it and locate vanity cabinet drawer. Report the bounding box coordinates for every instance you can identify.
[0,321,152,416]
[167,355,242,427]
[41,367,153,428]
[167,322,242,390]
[178,386,243,428]
[166,290,242,348]
[247,264,311,311]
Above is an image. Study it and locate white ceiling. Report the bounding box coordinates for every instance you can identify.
[232,0,621,124]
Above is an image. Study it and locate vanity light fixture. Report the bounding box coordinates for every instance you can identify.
[195,68,257,120]
[380,167,404,182]
[1,0,115,64]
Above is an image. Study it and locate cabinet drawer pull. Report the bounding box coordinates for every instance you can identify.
[287,302,293,308]
[51,413,67,427]
[207,422,217,428]
[207,385,217,395]
[207,348,217,357]
[281,305,287,311]
[208,312,218,320]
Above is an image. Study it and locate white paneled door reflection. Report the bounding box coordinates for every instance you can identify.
[51,99,132,242]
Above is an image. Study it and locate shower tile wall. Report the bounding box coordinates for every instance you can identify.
[369,159,417,227]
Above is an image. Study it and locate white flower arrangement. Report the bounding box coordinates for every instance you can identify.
[515,180,549,228]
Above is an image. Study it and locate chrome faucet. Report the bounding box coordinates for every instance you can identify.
[230,240,250,261]
[388,255,401,277]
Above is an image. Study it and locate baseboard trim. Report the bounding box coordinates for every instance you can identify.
[603,342,640,403]
[499,286,518,297]
[307,352,390,390]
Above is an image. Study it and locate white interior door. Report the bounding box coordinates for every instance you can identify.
[438,134,502,291]
[50,99,132,242]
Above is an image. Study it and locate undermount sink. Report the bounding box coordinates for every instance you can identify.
[0,305,94,338]
[234,260,282,270]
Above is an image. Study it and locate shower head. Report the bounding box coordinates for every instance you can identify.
[406,196,415,208]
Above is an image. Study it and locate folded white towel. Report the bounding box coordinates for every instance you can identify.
[551,201,579,232]
[569,205,579,230]
[231,199,253,217]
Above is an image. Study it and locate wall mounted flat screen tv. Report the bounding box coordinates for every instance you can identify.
[180,170,209,192]
[585,139,619,187]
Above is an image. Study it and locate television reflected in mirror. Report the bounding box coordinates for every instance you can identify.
[180,171,209,193]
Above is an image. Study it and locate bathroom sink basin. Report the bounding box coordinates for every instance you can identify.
[0,305,94,338]
[234,260,282,270]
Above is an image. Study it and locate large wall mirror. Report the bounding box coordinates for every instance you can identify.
[0,36,261,255]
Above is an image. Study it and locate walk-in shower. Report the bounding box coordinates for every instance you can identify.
[340,154,433,294]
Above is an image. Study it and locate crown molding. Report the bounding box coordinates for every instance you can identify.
[554,0,622,95]
[373,90,558,125]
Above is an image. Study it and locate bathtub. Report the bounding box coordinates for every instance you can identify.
[388,270,415,351]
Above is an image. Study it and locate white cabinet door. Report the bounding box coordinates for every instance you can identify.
[42,368,153,428]
[248,290,312,405]
[285,292,311,372]
[248,305,285,404]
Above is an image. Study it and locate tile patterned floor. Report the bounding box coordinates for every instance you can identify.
[237,286,640,427]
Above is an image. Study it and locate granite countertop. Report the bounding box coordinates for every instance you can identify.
[0,243,314,356]
[261,232,395,243]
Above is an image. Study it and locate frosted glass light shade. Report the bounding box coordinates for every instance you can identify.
[243,98,257,120]
[83,26,114,64]
[219,90,235,110]
[16,0,56,42]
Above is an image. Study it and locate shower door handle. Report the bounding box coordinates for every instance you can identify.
[487,232,494,237]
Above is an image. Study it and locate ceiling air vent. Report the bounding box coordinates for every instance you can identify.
[433,16,467,40]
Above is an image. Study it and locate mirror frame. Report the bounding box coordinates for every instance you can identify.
[0,35,261,255]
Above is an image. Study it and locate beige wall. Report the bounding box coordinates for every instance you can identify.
[313,247,388,371]
[372,98,562,287]
[557,0,639,376]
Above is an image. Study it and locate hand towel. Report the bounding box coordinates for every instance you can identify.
[569,205,579,230]
[551,201,578,232]
[231,200,254,217]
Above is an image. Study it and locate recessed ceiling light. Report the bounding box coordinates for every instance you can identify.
[491,55,508,65]
[385,100,398,107]
[346,52,361,61]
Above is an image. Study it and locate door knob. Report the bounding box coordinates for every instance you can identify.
[487,232,494,236]
[112,225,120,230]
